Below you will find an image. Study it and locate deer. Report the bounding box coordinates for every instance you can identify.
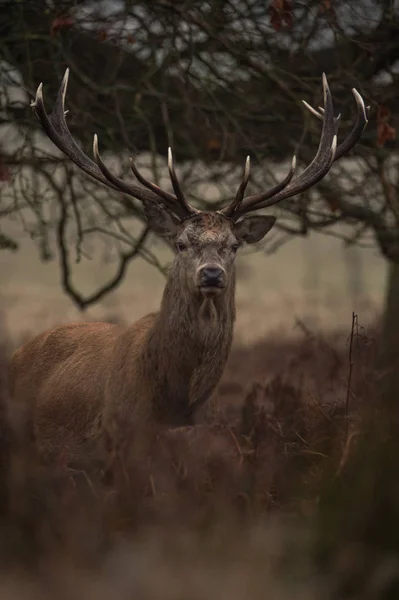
[7,70,367,466]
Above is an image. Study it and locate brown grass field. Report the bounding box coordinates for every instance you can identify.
[1,310,398,599]
[0,204,394,599]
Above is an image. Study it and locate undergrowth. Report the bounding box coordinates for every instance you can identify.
[0,315,398,599]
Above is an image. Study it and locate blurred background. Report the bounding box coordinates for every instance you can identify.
[0,0,396,346]
[1,1,399,598]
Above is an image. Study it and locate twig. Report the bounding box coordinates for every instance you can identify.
[345,312,357,437]
[65,166,84,263]
[56,187,151,310]
[336,431,359,477]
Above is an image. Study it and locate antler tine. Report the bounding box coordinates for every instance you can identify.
[303,102,342,138]
[129,154,194,219]
[232,74,346,218]
[91,134,175,208]
[31,69,190,211]
[303,88,367,161]
[223,154,297,218]
[333,88,368,160]
[167,148,198,215]
[91,132,184,215]
[302,100,324,120]
[31,70,119,192]
[221,156,251,217]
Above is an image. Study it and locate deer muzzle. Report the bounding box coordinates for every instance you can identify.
[197,263,226,295]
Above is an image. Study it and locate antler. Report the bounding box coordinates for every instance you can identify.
[32,70,367,224]
[31,69,196,220]
[221,74,368,220]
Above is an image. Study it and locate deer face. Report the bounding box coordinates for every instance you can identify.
[145,205,276,297]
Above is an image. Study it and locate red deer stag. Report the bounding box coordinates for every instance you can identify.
[8,71,367,464]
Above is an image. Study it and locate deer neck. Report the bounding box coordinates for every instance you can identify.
[144,266,236,423]
[159,267,236,335]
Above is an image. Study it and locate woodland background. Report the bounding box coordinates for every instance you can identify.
[0,1,399,598]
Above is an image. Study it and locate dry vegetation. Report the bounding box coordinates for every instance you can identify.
[0,314,398,599]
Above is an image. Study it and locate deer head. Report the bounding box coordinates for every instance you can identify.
[31,71,368,298]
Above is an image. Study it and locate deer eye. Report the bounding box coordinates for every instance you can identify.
[176,241,186,252]
[231,243,239,253]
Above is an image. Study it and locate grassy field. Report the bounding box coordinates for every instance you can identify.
[1,310,399,599]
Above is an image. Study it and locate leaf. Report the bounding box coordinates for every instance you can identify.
[206,138,222,151]
[377,123,396,147]
[377,105,396,147]
[377,105,391,123]
[50,15,74,38]
[99,29,108,42]
[268,0,293,32]
[0,158,10,182]
[319,0,333,12]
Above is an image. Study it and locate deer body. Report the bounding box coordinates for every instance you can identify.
[8,70,367,464]
[9,322,118,462]
[9,226,237,463]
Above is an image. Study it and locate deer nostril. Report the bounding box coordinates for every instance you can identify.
[200,265,224,287]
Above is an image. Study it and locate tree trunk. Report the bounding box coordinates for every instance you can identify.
[378,261,399,406]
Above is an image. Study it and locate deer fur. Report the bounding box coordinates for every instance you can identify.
[8,70,367,465]
[8,212,275,464]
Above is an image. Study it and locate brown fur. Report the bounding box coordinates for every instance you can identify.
[8,211,277,464]
[19,68,363,467]
[9,213,265,464]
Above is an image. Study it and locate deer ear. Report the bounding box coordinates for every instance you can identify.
[234,215,276,244]
[143,202,180,239]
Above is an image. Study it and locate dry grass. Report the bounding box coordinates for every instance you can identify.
[1,315,399,599]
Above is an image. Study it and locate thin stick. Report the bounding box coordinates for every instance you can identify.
[345,312,357,437]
